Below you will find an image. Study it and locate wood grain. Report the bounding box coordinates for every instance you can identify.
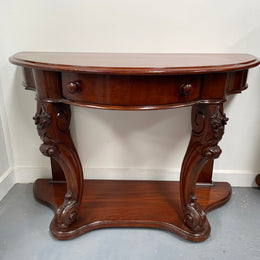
[61,73,201,106]
[10,52,260,75]
[9,52,259,242]
[34,179,231,241]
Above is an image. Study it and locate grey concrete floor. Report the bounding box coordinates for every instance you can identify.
[0,184,259,260]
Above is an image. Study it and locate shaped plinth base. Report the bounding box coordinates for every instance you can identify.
[34,179,231,242]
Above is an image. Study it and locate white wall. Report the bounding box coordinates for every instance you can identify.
[0,55,15,200]
[0,114,9,176]
[0,0,260,187]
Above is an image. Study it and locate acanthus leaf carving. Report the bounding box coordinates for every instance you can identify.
[181,104,228,234]
[202,145,222,159]
[183,195,207,232]
[56,191,79,229]
[33,101,82,230]
[40,143,59,157]
[33,103,58,157]
[33,105,51,135]
[210,110,229,139]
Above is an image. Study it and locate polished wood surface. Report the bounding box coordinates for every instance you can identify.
[34,179,231,241]
[180,103,228,233]
[9,52,259,242]
[16,64,254,111]
[33,101,84,228]
[10,52,259,74]
[61,73,202,108]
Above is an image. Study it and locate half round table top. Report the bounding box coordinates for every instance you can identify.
[9,52,260,75]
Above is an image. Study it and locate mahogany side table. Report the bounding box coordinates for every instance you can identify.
[9,52,260,242]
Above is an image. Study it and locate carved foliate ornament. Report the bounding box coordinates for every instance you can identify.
[33,105,51,135]
[40,144,59,157]
[183,195,207,231]
[202,145,222,159]
[56,191,79,229]
[181,104,229,233]
[210,110,228,139]
[33,104,59,157]
[33,101,81,229]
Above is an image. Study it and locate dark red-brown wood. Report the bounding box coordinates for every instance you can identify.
[198,160,214,184]
[9,52,259,74]
[61,73,202,107]
[256,174,260,187]
[34,179,231,241]
[33,100,84,228]
[9,52,260,242]
[180,103,228,234]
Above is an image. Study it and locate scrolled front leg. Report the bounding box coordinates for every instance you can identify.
[56,191,79,229]
[33,99,84,230]
[183,195,207,231]
[180,103,228,233]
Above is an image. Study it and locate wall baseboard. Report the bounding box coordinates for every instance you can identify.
[14,167,259,187]
[0,166,258,201]
[0,168,15,201]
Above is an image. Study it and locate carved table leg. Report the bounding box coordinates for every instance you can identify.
[33,99,84,232]
[180,103,228,236]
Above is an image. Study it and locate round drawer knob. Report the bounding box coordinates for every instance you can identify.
[67,81,81,94]
[180,83,193,96]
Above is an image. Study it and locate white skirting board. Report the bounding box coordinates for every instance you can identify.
[0,167,258,201]
[13,167,260,187]
[0,168,16,201]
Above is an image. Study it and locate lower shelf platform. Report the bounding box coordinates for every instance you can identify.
[34,179,231,241]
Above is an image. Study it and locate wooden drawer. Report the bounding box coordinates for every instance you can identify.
[61,73,201,106]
